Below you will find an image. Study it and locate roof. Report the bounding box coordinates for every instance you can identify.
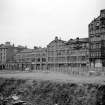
[33,47,46,52]
[0,44,14,49]
[20,49,33,53]
[66,37,89,45]
[47,39,66,48]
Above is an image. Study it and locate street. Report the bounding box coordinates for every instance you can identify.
[0,70,105,84]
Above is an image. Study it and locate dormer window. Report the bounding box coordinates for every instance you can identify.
[55,36,58,41]
[96,21,100,26]
[100,17,105,28]
[94,21,100,30]
[100,9,105,17]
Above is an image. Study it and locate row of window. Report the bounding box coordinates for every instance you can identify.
[47,56,87,62]
[47,49,88,56]
[90,52,101,57]
[89,29,105,35]
[17,58,46,63]
[90,43,101,49]
[48,57,66,62]
[0,56,6,61]
[36,58,46,62]
[90,37,101,42]
[0,48,7,51]
[16,53,46,59]
[89,19,105,32]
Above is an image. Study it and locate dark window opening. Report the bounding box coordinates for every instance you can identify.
[100,17,105,28]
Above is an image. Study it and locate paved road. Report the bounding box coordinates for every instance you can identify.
[0,71,105,84]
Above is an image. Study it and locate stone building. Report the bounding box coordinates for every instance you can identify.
[66,37,89,68]
[14,36,89,71]
[32,48,47,70]
[47,37,89,70]
[89,9,105,68]
[46,36,67,70]
[14,47,47,70]
[14,49,34,70]
[0,42,16,70]
[0,42,27,70]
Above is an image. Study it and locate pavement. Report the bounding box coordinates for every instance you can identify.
[0,70,105,84]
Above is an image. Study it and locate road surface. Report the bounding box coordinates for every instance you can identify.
[0,71,105,84]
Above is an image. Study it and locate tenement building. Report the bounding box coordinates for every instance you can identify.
[89,9,105,68]
[0,42,16,70]
[14,49,34,70]
[0,42,27,70]
[47,37,89,70]
[14,47,47,70]
[14,36,89,71]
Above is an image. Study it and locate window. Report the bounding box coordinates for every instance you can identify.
[80,56,86,61]
[48,57,54,62]
[32,58,35,62]
[42,58,46,62]
[95,34,100,37]
[100,17,105,28]
[37,58,40,62]
[96,26,99,30]
[57,52,61,56]
[95,21,100,30]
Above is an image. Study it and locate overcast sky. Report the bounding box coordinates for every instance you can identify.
[0,0,105,48]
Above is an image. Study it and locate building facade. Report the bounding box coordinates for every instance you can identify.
[14,36,89,71]
[0,42,16,69]
[47,37,89,70]
[14,47,47,70]
[66,37,89,68]
[89,9,105,68]
[0,42,27,70]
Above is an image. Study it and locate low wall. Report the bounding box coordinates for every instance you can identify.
[0,78,105,105]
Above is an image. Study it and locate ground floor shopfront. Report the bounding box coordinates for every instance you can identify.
[0,62,34,71]
[0,62,105,76]
[0,64,5,70]
[0,62,88,71]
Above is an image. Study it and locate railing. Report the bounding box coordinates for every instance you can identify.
[32,67,104,76]
[45,67,89,76]
[0,66,105,76]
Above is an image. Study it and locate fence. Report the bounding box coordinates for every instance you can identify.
[1,66,105,76]
[36,67,105,76]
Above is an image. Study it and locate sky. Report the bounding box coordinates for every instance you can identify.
[0,0,105,48]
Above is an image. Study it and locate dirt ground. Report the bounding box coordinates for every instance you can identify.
[0,70,105,84]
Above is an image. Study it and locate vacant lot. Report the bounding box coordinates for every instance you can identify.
[0,71,105,84]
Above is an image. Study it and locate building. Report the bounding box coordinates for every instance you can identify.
[14,36,89,71]
[47,37,89,70]
[89,9,105,68]
[46,36,67,70]
[14,47,47,70]
[32,47,47,70]
[0,42,16,69]
[66,37,89,68]
[13,48,34,70]
[0,42,27,70]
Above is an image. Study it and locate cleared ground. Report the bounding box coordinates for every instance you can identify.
[0,71,105,84]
